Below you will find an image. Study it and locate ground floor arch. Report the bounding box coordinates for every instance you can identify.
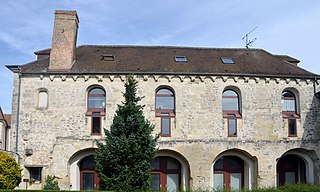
[212,149,256,191]
[68,148,100,191]
[151,149,190,191]
[276,149,315,186]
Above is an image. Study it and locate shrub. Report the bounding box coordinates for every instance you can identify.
[42,175,60,190]
[0,151,22,189]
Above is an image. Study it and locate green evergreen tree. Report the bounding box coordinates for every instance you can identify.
[95,76,158,191]
[0,151,22,189]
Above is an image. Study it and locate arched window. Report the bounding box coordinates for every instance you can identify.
[155,87,175,137]
[87,87,106,135]
[281,91,297,114]
[222,90,241,137]
[277,155,306,186]
[222,90,239,111]
[38,90,48,108]
[151,156,181,191]
[80,155,100,190]
[88,88,106,112]
[282,91,299,136]
[214,156,244,191]
[156,88,175,114]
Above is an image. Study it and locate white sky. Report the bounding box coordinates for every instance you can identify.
[0,0,320,114]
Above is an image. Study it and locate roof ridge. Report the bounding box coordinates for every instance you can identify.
[76,44,264,51]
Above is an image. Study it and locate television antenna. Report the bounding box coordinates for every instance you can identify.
[242,27,257,49]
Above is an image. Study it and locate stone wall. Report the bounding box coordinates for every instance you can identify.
[10,73,320,190]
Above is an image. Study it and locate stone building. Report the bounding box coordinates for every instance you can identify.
[6,10,320,191]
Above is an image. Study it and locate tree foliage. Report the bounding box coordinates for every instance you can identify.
[43,175,60,190]
[0,151,22,189]
[95,76,158,191]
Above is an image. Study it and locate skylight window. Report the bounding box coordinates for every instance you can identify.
[175,56,188,62]
[221,58,235,64]
[102,54,115,61]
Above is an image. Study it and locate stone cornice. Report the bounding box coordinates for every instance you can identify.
[28,74,320,85]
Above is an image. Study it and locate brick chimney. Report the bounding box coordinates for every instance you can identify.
[49,10,79,71]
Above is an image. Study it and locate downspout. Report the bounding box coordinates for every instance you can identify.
[15,66,21,162]
[314,78,320,98]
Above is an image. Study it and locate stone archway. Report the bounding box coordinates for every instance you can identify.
[68,148,96,190]
[152,149,191,191]
[212,149,256,190]
[276,149,315,186]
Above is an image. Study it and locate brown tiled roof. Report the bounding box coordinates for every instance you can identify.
[19,45,318,77]
[4,114,11,127]
[0,108,10,127]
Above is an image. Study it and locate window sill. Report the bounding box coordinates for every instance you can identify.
[160,134,171,137]
[86,111,105,116]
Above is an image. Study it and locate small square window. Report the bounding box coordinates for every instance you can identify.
[92,112,101,135]
[28,167,42,182]
[161,117,171,137]
[175,56,187,62]
[221,58,235,64]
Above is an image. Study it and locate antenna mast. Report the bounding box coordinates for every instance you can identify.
[242,27,257,49]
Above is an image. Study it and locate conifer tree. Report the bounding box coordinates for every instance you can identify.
[95,76,158,191]
[0,151,22,189]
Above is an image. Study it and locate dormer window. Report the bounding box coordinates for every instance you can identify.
[175,56,187,62]
[102,54,115,61]
[221,58,235,64]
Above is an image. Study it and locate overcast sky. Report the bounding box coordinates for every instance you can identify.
[0,0,320,114]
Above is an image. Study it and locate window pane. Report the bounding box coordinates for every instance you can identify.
[29,167,42,182]
[151,174,160,191]
[167,157,179,170]
[285,172,296,184]
[228,119,237,136]
[288,119,297,135]
[214,158,224,170]
[167,174,179,192]
[82,172,94,190]
[156,97,174,110]
[92,116,101,134]
[80,155,95,170]
[38,91,48,108]
[230,157,242,169]
[161,118,170,135]
[88,97,106,109]
[230,173,242,190]
[222,98,238,111]
[157,89,173,95]
[223,90,237,97]
[151,158,160,170]
[214,173,224,190]
[282,100,295,111]
[89,88,105,94]
[282,91,294,98]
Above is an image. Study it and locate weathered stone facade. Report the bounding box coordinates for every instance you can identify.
[7,10,320,191]
[8,73,320,190]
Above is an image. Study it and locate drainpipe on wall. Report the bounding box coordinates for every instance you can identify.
[314,78,320,99]
[15,66,21,163]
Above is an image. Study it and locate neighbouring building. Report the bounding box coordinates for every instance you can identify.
[0,107,11,152]
[6,10,320,191]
